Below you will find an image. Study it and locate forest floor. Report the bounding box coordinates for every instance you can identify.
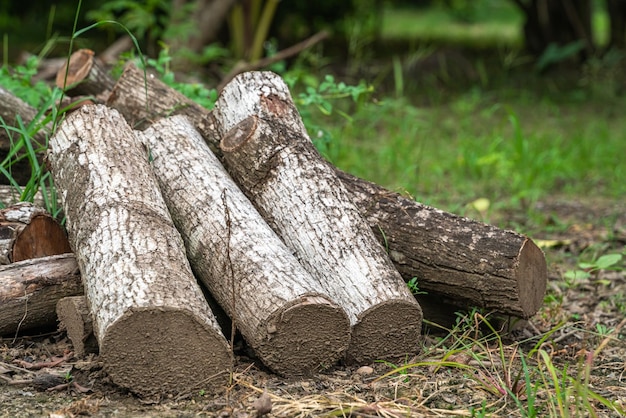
[1,195,624,417]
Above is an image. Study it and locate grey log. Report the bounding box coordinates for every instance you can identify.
[47,105,232,397]
[137,115,351,375]
[214,72,423,364]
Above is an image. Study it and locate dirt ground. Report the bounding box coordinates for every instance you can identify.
[1,197,625,417]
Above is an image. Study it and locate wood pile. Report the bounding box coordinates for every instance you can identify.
[0,49,548,397]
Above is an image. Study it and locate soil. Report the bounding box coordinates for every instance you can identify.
[1,196,625,417]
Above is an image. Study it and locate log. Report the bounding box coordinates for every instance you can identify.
[47,104,233,397]
[137,115,351,375]
[214,73,423,364]
[56,296,98,358]
[336,170,548,319]
[0,86,47,185]
[0,202,71,264]
[104,68,547,319]
[106,62,218,152]
[56,49,115,99]
[0,254,82,336]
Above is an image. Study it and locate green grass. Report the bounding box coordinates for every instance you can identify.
[309,88,626,221]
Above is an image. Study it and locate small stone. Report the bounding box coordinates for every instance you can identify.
[356,366,374,376]
[253,390,272,416]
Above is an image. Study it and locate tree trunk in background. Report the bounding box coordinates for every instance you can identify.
[215,72,423,364]
[0,254,82,336]
[137,115,351,376]
[48,105,232,397]
[607,0,626,49]
[513,0,593,58]
[0,202,71,264]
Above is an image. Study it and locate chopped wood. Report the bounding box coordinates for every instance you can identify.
[137,115,351,375]
[337,170,548,319]
[107,62,220,153]
[0,254,82,336]
[56,296,98,358]
[0,202,71,264]
[56,49,115,99]
[47,104,233,397]
[104,67,547,319]
[214,72,423,364]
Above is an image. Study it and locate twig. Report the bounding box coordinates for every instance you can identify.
[218,30,329,91]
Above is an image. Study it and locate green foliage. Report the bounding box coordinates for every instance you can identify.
[0,56,54,107]
[535,41,586,73]
[564,253,623,283]
[86,0,170,44]
[407,277,427,295]
[141,48,218,109]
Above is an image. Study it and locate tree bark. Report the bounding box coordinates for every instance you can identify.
[47,104,232,397]
[0,254,82,336]
[56,49,116,99]
[106,68,547,319]
[214,72,423,364]
[337,170,547,319]
[56,296,98,358]
[0,202,71,264]
[137,115,351,375]
[0,86,47,185]
[106,62,219,153]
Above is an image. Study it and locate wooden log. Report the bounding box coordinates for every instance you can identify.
[137,115,351,375]
[56,296,98,358]
[214,72,423,364]
[106,62,218,152]
[104,68,547,319]
[47,104,232,397]
[0,202,71,264]
[0,254,82,336]
[56,49,115,99]
[336,170,548,319]
[0,86,47,185]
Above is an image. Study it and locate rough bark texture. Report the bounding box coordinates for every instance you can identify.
[56,296,98,357]
[107,62,218,152]
[56,49,115,98]
[47,105,232,397]
[104,69,547,319]
[337,170,548,319]
[0,86,47,185]
[137,115,350,375]
[0,254,82,336]
[214,72,423,364]
[0,202,71,264]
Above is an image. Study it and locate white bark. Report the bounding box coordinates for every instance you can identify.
[47,105,232,397]
[137,115,350,375]
[214,72,423,364]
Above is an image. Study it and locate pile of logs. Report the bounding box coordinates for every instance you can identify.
[0,49,548,397]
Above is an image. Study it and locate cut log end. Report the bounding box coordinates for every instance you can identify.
[220,115,257,152]
[12,215,72,262]
[516,238,548,318]
[56,49,95,90]
[101,309,233,397]
[347,299,423,365]
[257,295,350,376]
[56,296,97,358]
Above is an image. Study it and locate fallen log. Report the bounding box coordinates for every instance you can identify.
[106,62,218,152]
[56,296,98,358]
[336,170,547,319]
[56,49,115,99]
[47,105,233,397]
[104,65,547,319]
[137,115,351,375]
[0,254,82,336]
[0,202,71,264]
[215,73,423,364]
[0,86,47,185]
